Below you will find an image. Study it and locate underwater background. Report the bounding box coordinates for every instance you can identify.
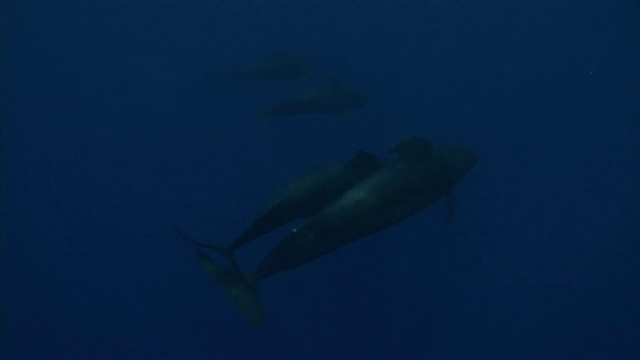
[2,0,639,359]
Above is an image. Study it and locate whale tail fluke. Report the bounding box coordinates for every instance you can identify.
[192,240,242,271]
[175,227,243,272]
[195,249,267,326]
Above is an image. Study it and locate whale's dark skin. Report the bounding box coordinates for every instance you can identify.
[265,78,368,117]
[193,137,478,325]
[216,50,313,81]
[192,150,384,263]
[250,138,477,281]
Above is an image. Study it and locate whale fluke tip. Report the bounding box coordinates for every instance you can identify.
[195,250,267,326]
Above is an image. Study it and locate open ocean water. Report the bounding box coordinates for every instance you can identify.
[2,0,639,359]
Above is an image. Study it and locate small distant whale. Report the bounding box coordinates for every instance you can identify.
[191,150,384,266]
[264,78,368,117]
[216,50,313,81]
[192,136,478,325]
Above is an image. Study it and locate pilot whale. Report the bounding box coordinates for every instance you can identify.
[193,137,478,325]
[264,78,368,117]
[189,150,384,267]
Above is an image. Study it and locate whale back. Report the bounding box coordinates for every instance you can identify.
[390,136,434,162]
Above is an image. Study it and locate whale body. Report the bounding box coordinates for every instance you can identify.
[194,137,478,325]
[265,78,368,117]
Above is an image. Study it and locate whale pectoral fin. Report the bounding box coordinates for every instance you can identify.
[195,250,267,326]
[444,192,456,226]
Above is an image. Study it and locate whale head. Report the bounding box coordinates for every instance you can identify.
[437,145,479,185]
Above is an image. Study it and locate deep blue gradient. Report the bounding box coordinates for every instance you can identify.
[2,0,639,359]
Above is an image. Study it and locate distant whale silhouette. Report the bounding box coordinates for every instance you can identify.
[216,50,313,81]
[191,136,478,325]
[264,78,368,117]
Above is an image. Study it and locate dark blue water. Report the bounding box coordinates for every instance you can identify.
[3,0,639,359]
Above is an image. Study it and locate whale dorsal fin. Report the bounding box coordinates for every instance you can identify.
[346,150,384,178]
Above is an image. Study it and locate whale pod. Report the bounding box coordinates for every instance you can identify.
[192,137,478,325]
